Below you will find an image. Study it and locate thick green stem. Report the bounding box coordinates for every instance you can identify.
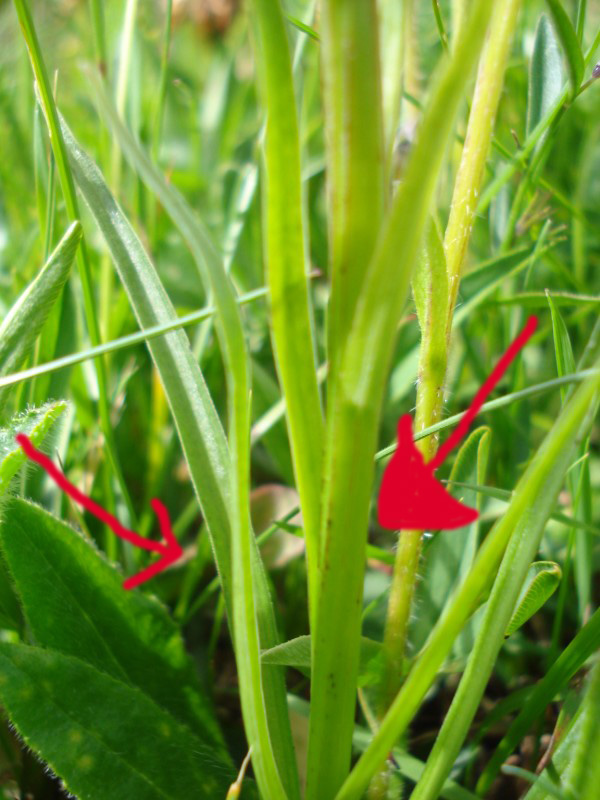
[378,0,523,720]
[305,3,494,797]
[322,0,385,381]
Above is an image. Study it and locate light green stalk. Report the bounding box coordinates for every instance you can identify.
[246,0,324,625]
[321,0,385,384]
[378,0,523,716]
[305,2,495,797]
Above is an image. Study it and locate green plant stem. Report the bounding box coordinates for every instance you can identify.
[377,0,523,727]
[305,3,495,797]
[12,0,135,528]
[321,0,385,383]
[336,361,600,800]
[247,0,323,627]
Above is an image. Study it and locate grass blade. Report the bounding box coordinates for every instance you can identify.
[0,222,80,408]
[246,0,324,625]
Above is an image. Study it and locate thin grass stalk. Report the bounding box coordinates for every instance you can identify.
[336,361,600,800]
[12,0,136,526]
[305,3,495,797]
[246,0,323,625]
[378,0,524,716]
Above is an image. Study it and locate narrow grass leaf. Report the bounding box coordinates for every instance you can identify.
[0,643,236,800]
[0,222,80,409]
[247,0,324,628]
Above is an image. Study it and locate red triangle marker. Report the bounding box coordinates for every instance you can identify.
[378,316,538,531]
[16,434,182,590]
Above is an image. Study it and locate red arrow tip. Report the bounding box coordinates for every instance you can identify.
[16,435,182,590]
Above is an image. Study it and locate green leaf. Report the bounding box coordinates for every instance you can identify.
[261,634,383,686]
[505,561,562,636]
[527,15,564,138]
[0,643,236,800]
[544,0,584,95]
[0,222,80,410]
[0,498,228,752]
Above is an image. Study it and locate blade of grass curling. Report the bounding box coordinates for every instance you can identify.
[477,605,600,794]
[12,0,135,527]
[59,119,297,800]
[86,78,299,798]
[246,0,323,626]
[305,3,495,797]
[336,357,600,800]
[0,222,80,410]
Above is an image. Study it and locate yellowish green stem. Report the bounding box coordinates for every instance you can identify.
[377,0,523,736]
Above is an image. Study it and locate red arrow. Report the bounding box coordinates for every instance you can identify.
[378,316,538,531]
[16,434,182,590]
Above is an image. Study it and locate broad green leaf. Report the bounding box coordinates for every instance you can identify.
[59,116,298,800]
[544,0,584,95]
[261,634,383,686]
[527,15,564,138]
[505,561,562,636]
[0,498,227,753]
[0,643,236,800]
[478,605,600,793]
[0,222,80,410]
